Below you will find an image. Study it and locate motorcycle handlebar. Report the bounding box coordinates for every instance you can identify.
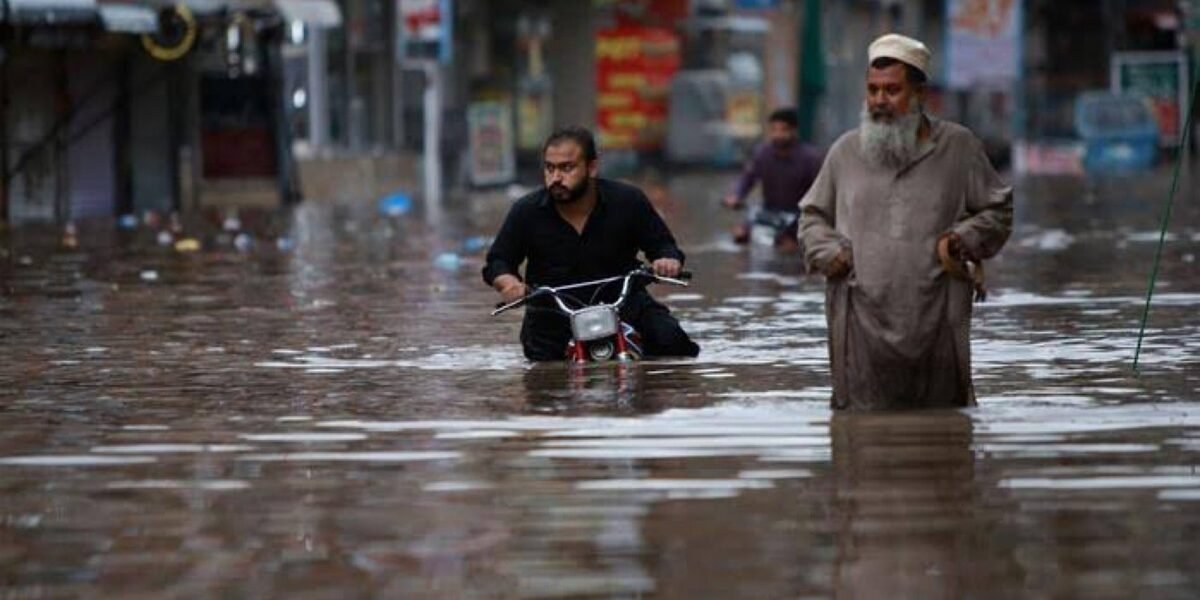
[492,288,546,315]
[491,266,692,316]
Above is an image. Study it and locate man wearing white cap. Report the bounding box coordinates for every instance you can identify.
[799,33,1013,410]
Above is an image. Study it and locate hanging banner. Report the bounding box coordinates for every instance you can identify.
[1111,51,1190,146]
[595,26,680,151]
[946,0,1021,89]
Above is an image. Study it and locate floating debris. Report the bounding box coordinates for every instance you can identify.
[174,238,201,253]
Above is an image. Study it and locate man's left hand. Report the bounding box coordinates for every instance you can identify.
[944,232,975,263]
[652,258,682,278]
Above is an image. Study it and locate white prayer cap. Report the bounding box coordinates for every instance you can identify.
[867,33,931,79]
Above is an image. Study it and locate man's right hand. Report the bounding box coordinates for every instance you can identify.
[824,249,853,279]
[493,275,527,303]
[722,194,745,210]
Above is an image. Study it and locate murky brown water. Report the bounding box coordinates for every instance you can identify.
[2,169,1199,598]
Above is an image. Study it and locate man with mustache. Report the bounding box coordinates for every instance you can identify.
[722,107,824,251]
[484,126,700,361]
[799,33,1013,410]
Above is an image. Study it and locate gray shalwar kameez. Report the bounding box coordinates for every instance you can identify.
[799,118,1013,410]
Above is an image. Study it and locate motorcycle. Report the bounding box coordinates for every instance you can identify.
[492,266,692,362]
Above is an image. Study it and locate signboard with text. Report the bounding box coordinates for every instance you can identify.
[1112,51,1190,146]
[467,101,516,186]
[397,0,451,63]
[946,0,1021,89]
[595,26,680,150]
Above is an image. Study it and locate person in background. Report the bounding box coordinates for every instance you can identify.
[484,126,700,361]
[799,33,1013,410]
[723,107,824,251]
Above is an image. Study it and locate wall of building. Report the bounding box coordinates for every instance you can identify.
[547,1,598,130]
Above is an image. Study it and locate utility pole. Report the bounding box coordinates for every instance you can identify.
[1,0,9,225]
[420,61,441,225]
[307,28,329,149]
[397,0,451,225]
[1,44,8,225]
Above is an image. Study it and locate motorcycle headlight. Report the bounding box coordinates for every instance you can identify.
[571,307,619,341]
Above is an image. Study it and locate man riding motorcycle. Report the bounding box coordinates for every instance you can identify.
[483,126,700,361]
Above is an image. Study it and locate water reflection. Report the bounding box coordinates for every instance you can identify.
[830,411,1018,599]
[1,169,1199,597]
[519,363,711,416]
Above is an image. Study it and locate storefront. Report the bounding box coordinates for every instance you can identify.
[189,9,300,209]
[456,0,594,183]
[1017,0,1192,142]
[454,0,789,180]
[1,1,311,224]
[1,4,128,224]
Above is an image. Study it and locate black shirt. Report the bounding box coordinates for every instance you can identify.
[482,178,685,294]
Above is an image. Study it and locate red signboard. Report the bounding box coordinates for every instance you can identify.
[399,0,440,41]
[595,26,680,151]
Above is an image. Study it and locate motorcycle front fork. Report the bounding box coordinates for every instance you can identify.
[567,324,638,362]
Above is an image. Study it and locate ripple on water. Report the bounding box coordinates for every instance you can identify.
[737,469,813,479]
[1000,476,1200,490]
[434,430,521,440]
[238,433,368,442]
[255,346,526,372]
[236,451,460,462]
[423,481,495,492]
[724,296,776,304]
[0,455,157,466]
[1158,489,1200,501]
[105,479,250,490]
[575,478,773,492]
[91,444,255,454]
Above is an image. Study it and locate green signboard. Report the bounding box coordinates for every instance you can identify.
[1111,51,1189,146]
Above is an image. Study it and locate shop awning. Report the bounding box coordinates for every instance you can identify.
[2,0,288,28]
[2,0,98,24]
[97,3,157,32]
[175,0,246,17]
[273,0,340,27]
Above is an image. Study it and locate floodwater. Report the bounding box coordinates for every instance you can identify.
[1,168,1198,598]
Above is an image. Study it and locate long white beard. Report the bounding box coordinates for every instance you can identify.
[859,104,922,169]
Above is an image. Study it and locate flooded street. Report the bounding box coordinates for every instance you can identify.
[2,169,1199,598]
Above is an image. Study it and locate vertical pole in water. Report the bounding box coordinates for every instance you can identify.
[1133,60,1200,372]
[307,28,328,149]
[1012,0,1026,155]
[0,43,9,224]
[422,61,441,225]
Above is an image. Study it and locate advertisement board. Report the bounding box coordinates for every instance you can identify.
[595,26,681,151]
[397,0,451,63]
[467,102,516,186]
[1111,51,1190,146]
[946,0,1021,89]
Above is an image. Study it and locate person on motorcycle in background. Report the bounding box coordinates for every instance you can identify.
[722,107,824,251]
[483,126,701,361]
